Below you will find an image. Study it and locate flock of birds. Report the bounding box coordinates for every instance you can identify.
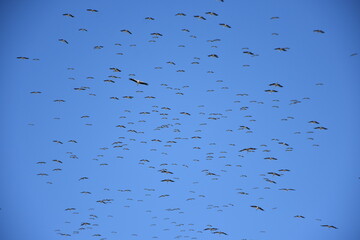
[16,0,358,239]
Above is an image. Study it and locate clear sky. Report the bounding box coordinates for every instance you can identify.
[0,0,360,239]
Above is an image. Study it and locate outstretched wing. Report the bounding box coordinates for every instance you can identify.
[139,81,149,85]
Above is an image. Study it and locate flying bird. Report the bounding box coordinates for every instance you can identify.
[121,29,132,34]
[63,13,74,17]
[321,225,337,229]
[86,9,98,12]
[129,78,149,85]
[219,23,231,28]
[37,173,48,176]
[206,12,218,16]
[243,51,255,55]
[204,227,218,231]
[240,147,257,152]
[309,120,320,124]
[265,89,278,93]
[151,32,163,36]
[109,67,121,72]
[194,15,206,20]
[161,179,174,182]
[314,126,328,130]
[269,83,283,87]
[58,39,68,44]
[251,205,264,211]
[208,54,219,58]
[274,47,289,51]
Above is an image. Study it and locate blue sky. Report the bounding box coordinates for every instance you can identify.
[0,0,360,239]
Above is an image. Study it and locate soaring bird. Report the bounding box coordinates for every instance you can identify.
[180,112,191,116]
[121,29,132,34]
[208,54,219,58]
[63,13,74,17]
[264,178,276,184]
[129,78,149,85]
[206,12,218,16]
[109,67,121,72]
[151,32,163,36]
[194,15,206,20]
[279,169,290,172]
[86,9,98,12]
[309,120,320,124]
[159,169,173,174]
[274,47,289,51]
[175,13,186,16]
[145,17,155,20]
[269,83,283,87]
[17,56,29,59]
[314,29,325,33]
[104,80,116,83]
[161,179,174,182]
[265,89,278,93]
[58,39,69,44]
[243,51,255,56]
[314,126,328,130]
[268,172,281,176]
[321,225,337,229]
[251,205,264,211]
[204,227,218,231]
[240,147,256,152]
[65,208,76,211]
[37,173,48,176]
[219,23,231,28]
[159,194,170,198]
